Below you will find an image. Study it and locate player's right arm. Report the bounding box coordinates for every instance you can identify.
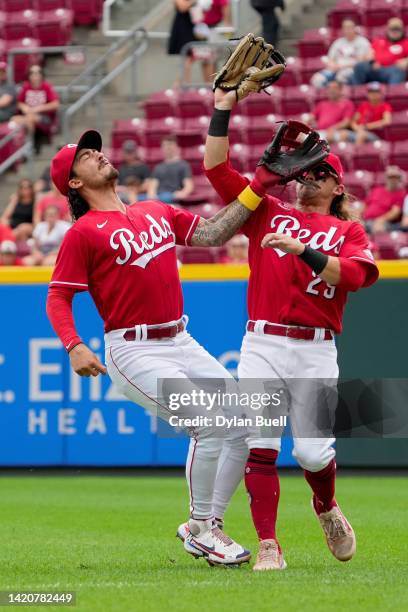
[46,227,107,377]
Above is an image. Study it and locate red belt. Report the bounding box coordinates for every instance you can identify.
[246,321,333,341]
[123,321,185,341]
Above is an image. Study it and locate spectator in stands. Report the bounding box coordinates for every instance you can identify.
[364,165,406,233]
[168,0,197,84]
[307,80,354,143]
[250,0,285,46]
[352,18,408,85]
[194,0,231,83]
[311,19,371,88]
[0,179,35,241]
[13,65,59,153]
[33,182,70,226]
[24,205,70,266]
[0,61,16,124]
[0,220,15,243]
[34,164,52,194]
[341,82,392,144]
[147,135,194,202]
[220,234,249,263]
[0,240,23,266]
[118,140,150,193]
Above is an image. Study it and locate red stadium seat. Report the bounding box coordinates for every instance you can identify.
[0,0,32,11]
[390,141,408,169]
[243,115,281,146]
[240,89,281,116]
[361,0,401,27]
[351,141,390,171]
[298,28,331,59]
[143,90,177,120]
[143,147,164,169]
[372,231,408,259]
[6,37,42,83]
[178,115,208,146]
[36,8,73,47]
[344,170,375,200]
[300,57,328,84]
[273,57,301,87]
[70,0,102,25]
[282,85,315,115]
[327,0,365,28]
[351,84,372,107]
[144,117,181,148]
[385,110,408,141]
[0,121,25,164]
[184,203,223,217]
[0,9,38,40]
[111,118,146,149]
[33,0,71,9]
[386,83,408,111]
[227,115,249,145]
[230,143,250,174]
[176,87,212,119]
[329,142,355,171]
[181,144,206,176]
[246,143,269,171]
[175,188,214,205]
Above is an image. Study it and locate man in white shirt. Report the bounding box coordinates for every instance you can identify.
[311,19,371,88]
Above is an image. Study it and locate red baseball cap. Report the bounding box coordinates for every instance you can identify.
[324,153,344,183]
[50,129,102,196]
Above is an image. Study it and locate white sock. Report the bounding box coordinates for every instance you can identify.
[212,431,248,520]
[186,435,223,519]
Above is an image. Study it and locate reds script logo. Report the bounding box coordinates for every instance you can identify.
[270,214,345,257]
[109,214,175,268]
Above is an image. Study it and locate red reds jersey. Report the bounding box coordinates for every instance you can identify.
[49,200,200,332]
[206,160,379,334]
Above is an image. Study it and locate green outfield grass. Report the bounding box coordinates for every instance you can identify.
[0,474,406,612]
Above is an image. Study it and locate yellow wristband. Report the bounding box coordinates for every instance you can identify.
[237,185,263,211]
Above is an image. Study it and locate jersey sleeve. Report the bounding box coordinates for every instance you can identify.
[49,227,90,291]
[339,222,379,287]
[44,81,59,102]
[169,205,201,246]
[204,158,249,204]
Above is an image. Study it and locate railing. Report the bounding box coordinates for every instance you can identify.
[0,126,33,177]
[62,29,148,143]
[179,39,240,89]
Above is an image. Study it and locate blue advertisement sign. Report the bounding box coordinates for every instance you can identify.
[0,281,295,467]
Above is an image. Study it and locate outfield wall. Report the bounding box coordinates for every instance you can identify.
[0,262,407,467]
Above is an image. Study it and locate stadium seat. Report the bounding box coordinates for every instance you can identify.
[361,0,401,27]
[327,0,365,28]
[36,8,73,47]
[298,28,331,59]
[143,90,177,120]
[5,37,42,83]
[179,115,208,146]
[386,83,408,111]
[0,121,25,164]
[282,85,315,114]
[143,147,164,169]
[181,144,206,176]
[241,115,281,146]
[273,57,301,87]
[0,0,32,11]
[176,88,211,119]
[227,115,249,145]
[70,0,102,25]
[176,188,214,205]
[329,142,355,171]
[240,89,281,116]
[351,84,372,107]
[144,116,181,148]
[373,231,408,259]
[344,170,375,200]
[33,0,71,9]
[111,118,146,149]
[385,110,408,141]
[184,203,223,218]
[351,141,390,171]
[229,143,250,174]
[178,246,220,264]
[0,9,38,40]
[390,141,408,169]
[246,143,269,172]
[300,57,328,84]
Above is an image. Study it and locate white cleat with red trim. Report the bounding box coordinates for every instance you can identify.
[183,519,251,566]
[176,517,224,548]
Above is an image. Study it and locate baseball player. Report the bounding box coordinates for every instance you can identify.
[45,130,261,566]
[202,87,379,570]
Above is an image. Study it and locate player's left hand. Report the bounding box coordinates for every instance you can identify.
[261,232,305,254]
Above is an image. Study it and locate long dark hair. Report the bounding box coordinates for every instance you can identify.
[330,191,356,221]
[67,188,89,221]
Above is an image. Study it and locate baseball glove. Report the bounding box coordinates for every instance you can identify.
[257,121,330,184]
[213,33,286,101]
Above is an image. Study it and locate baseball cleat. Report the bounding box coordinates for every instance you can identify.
[253,539,287,571]
[312,497,356,562]
[183,518,251,566]
[176,517,224,545]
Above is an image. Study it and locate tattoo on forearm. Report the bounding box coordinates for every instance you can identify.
[191,200,252,246]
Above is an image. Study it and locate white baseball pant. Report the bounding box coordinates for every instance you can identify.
[105,319,248,519]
